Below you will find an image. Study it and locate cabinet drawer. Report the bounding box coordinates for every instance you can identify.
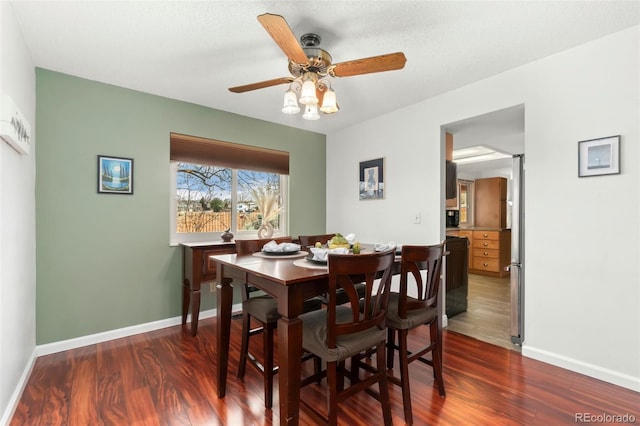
[203,247,236,276]
[472,258,501,272]
[473,239,500,250]
[473,248,499,259]
[473,230,499,241]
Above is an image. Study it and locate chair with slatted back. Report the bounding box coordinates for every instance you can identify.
[298,233,366,306]
[386,243,446,425]
[235,236,322,409]
[299,249,395,426]
[298,233,336,248]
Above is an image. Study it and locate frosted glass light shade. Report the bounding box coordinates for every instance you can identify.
[302,103,320,120]
[319,89,338,114]
[299,80,318,105]
[282,89,300,114]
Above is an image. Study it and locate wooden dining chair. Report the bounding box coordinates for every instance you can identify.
[298,233,366,306]
[235,236,322,409]
[386,243,446,425]
[298,249,395,426]
[298,233,336,248]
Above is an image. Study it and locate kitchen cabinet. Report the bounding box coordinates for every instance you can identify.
[469,229,511,278]
[474,177,507,228]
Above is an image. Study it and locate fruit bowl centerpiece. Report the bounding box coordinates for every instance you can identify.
[328,233,351,250]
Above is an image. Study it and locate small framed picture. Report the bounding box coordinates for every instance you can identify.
[98,155,134,194]
[578,135,620,178]
[359,157,384,200]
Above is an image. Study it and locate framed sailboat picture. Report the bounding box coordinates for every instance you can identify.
[578,135,620,177]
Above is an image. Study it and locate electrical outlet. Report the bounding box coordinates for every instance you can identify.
[209,281,216,293]
[413,212,421,224]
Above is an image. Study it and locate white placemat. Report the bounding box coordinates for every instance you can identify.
[293,259,328,270]
[252,250,308,259]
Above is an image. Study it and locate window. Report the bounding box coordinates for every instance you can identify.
[169,133,289,245]
[458,180,473,226]
[170,163,287,244]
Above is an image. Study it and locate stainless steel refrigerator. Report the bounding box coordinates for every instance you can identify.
[510,154,525,345]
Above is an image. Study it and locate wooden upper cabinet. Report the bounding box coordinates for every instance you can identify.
[474,177,507,228]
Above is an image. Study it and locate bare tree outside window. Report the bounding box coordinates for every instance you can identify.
[174,163,284,235]
[176,163,231,233]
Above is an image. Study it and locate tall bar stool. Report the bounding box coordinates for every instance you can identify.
[386,243,446,424]
[299,249,396,425]
[298,233,366,305]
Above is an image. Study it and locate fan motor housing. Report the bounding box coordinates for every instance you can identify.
[288,33,333,77]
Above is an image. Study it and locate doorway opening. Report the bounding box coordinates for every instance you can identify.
[443,105,524,351]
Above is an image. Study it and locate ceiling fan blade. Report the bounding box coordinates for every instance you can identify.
[229,77,293,93]
[331,52,407,77]
[257,13,309,64]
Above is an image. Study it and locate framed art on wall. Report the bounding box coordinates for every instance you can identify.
[359,157,384,200]
[578,135,620,177]
[98,155,134,194]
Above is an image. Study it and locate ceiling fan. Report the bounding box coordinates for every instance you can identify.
[228,13,407,120]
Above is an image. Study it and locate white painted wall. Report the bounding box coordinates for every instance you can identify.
[327,26,639,391]
[0,2,37,423]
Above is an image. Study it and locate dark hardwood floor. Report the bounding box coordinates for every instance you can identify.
[11,314,639,425]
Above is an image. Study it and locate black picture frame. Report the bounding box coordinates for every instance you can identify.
[578,135,620,178]
[97,155,134,194]
[359,157,384,200]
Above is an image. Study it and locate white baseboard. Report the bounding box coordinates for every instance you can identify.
[36,304,242,357]
[2,304,242,425]
[0,349,37,426]
[522,345,640,392]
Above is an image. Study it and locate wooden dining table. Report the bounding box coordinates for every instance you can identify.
[211,250,334,426]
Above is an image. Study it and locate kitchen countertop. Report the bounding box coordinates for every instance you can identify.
[446,226,511,232]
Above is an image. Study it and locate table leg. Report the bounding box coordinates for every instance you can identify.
[182,278,190,326]
[190,287,201,337]
[278,315,303,426]
[216,266,233,398]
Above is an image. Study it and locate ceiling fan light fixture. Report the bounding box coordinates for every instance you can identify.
[302,103,320,121]
[299,79,318,105]
[282,88,300,114]
[298,72,319,105]
[319,88,338,114]
[230,14,405,122]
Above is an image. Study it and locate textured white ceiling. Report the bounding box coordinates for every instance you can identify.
[8,0,640,136]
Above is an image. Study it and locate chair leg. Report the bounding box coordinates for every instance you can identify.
[349,355,359,386]
[386,328,395,369]
[430,321,446,397]
[398,329,413,425]
[376,342,393,426]
[237,311,251,379]
[327,361,339,426]
[263,322,275,409]
[314,356,322,384]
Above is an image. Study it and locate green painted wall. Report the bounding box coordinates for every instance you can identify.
[35,69,326,344]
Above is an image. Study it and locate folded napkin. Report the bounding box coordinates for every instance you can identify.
[344,233,356,244]
[310,247,349,261]
[374,242,397,252]
[262,241,301,253]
